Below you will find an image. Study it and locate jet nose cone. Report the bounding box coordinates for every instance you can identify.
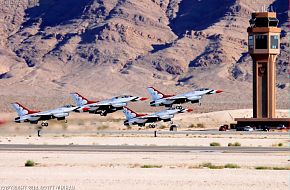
[82,107,90,112]
[216,90,223,93]
[0,119,6,125]
[139,97,148,101]
[186,108,193,112]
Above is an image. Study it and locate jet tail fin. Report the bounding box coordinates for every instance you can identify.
[147,87,169,101]
[11,102,38,116]
[70,92,97,107]
[123,107,142,120]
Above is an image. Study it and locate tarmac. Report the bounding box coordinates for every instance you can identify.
[0,144,288,153]
[33,129,290,136]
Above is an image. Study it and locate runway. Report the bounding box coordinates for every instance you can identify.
[35,129,289,136]
[92,130,289,136]
[0,144,288,153]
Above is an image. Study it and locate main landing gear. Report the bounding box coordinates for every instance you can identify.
[175,105,183,109]
[149,123,157,128]
[100,110,107,116]
[41,121,48,127]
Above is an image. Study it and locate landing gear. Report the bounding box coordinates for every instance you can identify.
[149,124,157,128]
[176,105,183,109]
[100,110,107,116]
[41,121,48,127]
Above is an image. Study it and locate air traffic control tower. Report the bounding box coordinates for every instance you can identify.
[235,12,290,129]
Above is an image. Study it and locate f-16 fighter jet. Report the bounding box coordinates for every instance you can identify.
[123,106,193,128]
[71,93,148,116]
[12,102,77,126]
[147,87,223,107]
[11,102,78,136]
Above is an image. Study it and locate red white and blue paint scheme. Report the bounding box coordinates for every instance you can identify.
[123,106,193,128]
[11,102,78,126]
[147,87,223,107]
[70,92,148,116]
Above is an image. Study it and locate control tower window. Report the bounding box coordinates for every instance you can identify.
[248,35,254,50]
[255,35,267,49]
[270,35,279,49]
[269,18,279,27]
[255,18,269,27]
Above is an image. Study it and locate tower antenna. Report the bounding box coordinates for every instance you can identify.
[260,5,264,12]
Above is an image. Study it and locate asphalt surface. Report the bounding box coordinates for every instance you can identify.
[0,144,288,153]
[62,130,289,136]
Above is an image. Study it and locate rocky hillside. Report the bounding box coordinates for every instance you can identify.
[0,0,288,112]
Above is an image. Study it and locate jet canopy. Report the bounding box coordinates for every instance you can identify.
[167,107,177,110]
[63,105,73,108]
[196,88,209,91]
[114,95,133,99]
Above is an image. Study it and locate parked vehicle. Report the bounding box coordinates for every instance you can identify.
[277,124,286,130]
[243,126,254,131]
[236,126,254,131]
[219,126,226,131]
[219,124,229,131]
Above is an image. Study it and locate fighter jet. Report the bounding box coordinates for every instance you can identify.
[11,102,78,127]
[123,106,193,128]
[70,93,148,116]
[147,87,223,107]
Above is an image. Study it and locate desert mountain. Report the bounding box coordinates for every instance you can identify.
[0,0,288,112]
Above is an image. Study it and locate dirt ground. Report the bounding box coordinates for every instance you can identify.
[0,151,288,190]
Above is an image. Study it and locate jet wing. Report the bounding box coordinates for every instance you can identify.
[95,102,111,106]
[30,111,69,120]
[88,104,110,111]
[29,112,52,117]
[163,95,187,100]
[79,102,108,111]
[90,102,126,109]
[29,110,63,117]
[132,114,160,124]
[136,114,160,119]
